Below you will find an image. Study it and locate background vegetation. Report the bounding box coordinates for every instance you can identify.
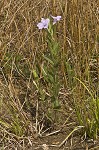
[0,0,98,149]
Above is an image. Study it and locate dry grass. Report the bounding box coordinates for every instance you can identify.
[0,0,99,149]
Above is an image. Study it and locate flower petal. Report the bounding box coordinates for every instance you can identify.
[41,18,45,23]
[41,18,50,28]
[37,18,50,30]
[51,15,61,24]
[56,16,61,21]
[37,23,44,29]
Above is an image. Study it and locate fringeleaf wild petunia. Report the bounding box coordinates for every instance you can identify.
[36,15,62,109]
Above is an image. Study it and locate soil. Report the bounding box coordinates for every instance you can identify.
[0,79,99,150]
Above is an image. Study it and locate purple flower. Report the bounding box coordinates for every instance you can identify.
[51,15,61,25]
[37,18,50,29]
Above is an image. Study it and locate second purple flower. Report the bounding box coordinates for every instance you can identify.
[51,15,61,25]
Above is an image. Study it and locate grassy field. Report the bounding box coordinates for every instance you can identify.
[0,0,99,149]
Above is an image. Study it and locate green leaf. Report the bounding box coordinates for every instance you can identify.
[42,54,54,65]
[32,69,39,79]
